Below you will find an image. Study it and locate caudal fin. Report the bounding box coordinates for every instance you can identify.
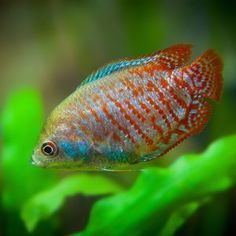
[187,49,223,101]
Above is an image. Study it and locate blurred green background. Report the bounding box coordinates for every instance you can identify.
[0,0,236,235]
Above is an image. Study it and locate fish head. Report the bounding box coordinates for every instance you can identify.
[32,111,91,169]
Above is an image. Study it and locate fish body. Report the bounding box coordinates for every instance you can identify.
[32,44,223,170]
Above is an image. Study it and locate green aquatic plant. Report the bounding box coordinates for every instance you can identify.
[74,134,236,236]
[21,174,124,232]
[1,89,236,236]
[0,89,57,235]
[1,89,55,209]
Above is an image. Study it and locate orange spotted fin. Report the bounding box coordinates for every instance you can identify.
[156,44,193,69]
[178,49,223,136]
[187,49,223,101]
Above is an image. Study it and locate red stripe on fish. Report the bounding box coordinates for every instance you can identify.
[146,95,169,132]
[124,100,146,123]
[147,79,179,123]
[101,102,137,145]
[106,93,154,146]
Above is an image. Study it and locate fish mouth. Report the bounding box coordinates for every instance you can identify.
[31,154,47,168]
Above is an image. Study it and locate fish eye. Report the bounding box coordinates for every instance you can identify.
[41,141,58,157]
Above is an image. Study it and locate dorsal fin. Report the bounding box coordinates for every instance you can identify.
[80,44,192,87]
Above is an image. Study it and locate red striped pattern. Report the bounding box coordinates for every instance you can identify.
[160,75,188,114]
[146,95,169,132]
[106,93,154,146]
[101,102,137,145]
[147,80,179,123]
[173,70,194,94]
[124,100,146,123]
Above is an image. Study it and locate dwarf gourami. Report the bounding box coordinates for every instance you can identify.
[32,44,223,170]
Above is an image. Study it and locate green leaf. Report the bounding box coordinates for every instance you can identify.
[74,134,236,236]
[0,89,57,210]
[159,200,204,236]
[21,174,124,232]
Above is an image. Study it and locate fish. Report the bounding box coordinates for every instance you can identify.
[32,44,223,170]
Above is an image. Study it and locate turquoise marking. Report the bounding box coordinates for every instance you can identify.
[79,54,159,87]
[59,141,77,158]
[59,140,90,159]
[99,145,129,162]
[78,141,90,156]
